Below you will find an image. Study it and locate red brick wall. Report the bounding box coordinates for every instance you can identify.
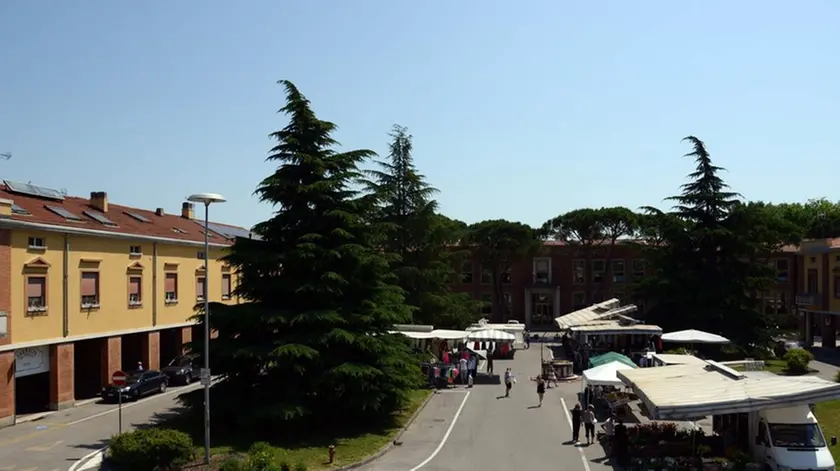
[142,332,160,370]
[0,351,13,425]
[0,230,11,347]
[49,343,74,409]
[100,337,122,387]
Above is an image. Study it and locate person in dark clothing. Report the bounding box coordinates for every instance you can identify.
[487,355,494,375]
[535,376,546,406]
[570,403,582,442]
[613,418,628,465]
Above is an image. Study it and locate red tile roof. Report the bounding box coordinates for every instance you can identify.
[0,184,252,246]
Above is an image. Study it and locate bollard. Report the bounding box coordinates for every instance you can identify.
[329,444,336,463]
[832,436,837,446]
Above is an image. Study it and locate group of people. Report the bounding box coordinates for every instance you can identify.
[569,403,629,464]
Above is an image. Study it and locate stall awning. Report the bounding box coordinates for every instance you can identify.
[466,329,515,342]
[583,361,636,387]
[618,362,840,420]
[430,329,467,340]
[649,353,707,366]
[554,299,622,329]
[661,329,729,344]
[589,352,636,368]
[388,331,436,340]
[570,321,662,335]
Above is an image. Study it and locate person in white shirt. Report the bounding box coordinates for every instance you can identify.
[459,356,468,385]
[503,368,515,397]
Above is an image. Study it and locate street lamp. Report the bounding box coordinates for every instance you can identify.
[186,192,226,465]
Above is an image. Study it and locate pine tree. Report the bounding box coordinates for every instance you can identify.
[637,136,784,347]
[192,81,421,429]
[366,125,478,328]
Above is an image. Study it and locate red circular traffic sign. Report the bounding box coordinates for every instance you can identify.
[112,370,128,386]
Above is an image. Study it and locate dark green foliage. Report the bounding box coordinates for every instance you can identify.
[783,348,813,375]
[188,81,421,431]
[365,125,478,329]
[463,220,541,320]
[635,136,792,347]
[108,428,193,471]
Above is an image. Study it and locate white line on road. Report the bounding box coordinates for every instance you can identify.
[561,397,592,471]
[407,390,470,471]
[66,382,203,427]
[68,445,107,471]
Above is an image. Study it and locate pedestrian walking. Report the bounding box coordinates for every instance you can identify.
[602,413,616,455]
[613,418,628,466]
[467,354,477,380]
[459,356,468,385]
[535,376,546,406]
[487,354,494,375]
[570,403,582,442]
[583,404,597,445]
[136,361,144,372]
[503,368,515,397]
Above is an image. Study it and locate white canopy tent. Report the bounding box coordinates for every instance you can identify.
[661,329,730,344]
[582,360,637,387]
[466,329,515,342]
[430,329,468,340]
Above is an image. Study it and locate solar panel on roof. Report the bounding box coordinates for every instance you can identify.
[125,211,150,223]
[4,180,64,200]
[45,205,83,221]
[11,204,29,215]
[195,220,255,240]
[83,210,117,226]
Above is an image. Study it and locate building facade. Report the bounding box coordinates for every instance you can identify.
[0,181,250,426]
[451,241,800,331]
[795,239,840,348]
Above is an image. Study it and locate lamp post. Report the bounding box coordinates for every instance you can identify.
[186,193,226,465]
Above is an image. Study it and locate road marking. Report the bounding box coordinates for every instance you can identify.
[408,390,470,471]
[67,382,203,427]
[68,445,108,471]
[25,440,63,452]
[561,397,592,471]
[19,467,36,471]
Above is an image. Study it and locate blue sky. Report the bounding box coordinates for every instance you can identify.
[1,1,838,229]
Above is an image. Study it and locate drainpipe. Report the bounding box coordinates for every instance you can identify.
[62,234,70,337]
[152,242,158,326]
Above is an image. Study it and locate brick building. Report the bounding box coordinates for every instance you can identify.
[451,241,800,330]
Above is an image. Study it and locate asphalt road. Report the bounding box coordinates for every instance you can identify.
[0,381,202,471]
[359,345,616,471]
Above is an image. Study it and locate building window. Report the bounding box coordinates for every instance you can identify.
[612,260,626,283]
[533,258,550,283]
[165,273,178,304]
[572,292,586,309]
[501,267,511,284]
[80,272,100,308]
[222,274,232,300]
[531,293,554,326]
[129,245,142,256]
[503,292,512,319]
[773,259,789,282]
[479,293,492,316]
[26,276,47,315]
[128,276,142,307]
[460,261,473,284]
[196,276,206,301]
[807,269,818,294]
[572,260,585,284]
[835,277,840,299]
[196,251,206,260]
[592,260,606,283]
[480,264,493,284]
[28,237,45,249]
[632,260,646,281]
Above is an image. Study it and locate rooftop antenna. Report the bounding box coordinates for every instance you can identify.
[0,153,10,160]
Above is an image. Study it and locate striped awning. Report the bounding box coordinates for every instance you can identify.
[466,329,515,342]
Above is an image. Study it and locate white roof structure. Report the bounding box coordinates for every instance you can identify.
[617,362,840,420]
[583,360,636,387]
[466,329,515,342]
[388,330,436,339]
[571,322,662,335]
[430,329,468,340]
[554,299,622,329]
[649,353,708,366]
[661,329,730,344]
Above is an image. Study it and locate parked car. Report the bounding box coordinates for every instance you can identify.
[161,354,198,385]
[101,370,168,402]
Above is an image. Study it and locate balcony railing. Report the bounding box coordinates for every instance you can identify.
[795,293,820,306]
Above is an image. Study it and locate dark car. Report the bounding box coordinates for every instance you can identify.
[101,370,168,402]
[161,354,198,385]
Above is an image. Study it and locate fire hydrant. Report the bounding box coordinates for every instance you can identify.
[329,444,336,464]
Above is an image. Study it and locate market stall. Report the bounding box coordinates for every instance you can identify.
[582,360,637,416]
[466,329,516,358]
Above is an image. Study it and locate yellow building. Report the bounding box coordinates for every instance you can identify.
[796,238,840,348]
[0,181,250,426]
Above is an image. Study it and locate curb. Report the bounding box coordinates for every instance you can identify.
[334,388,437,471]
[67,446,107,471]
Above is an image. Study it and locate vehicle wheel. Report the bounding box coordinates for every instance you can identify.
[159,382,167,393]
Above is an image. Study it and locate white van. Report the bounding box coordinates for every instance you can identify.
[750,405,835,471]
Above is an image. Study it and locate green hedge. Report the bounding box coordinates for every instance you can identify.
[109,428,194,471]
[783,348,814,374]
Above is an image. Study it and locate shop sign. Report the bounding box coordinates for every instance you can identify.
[15,346,50,378]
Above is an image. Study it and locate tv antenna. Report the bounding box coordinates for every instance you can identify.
[0,153,10,161]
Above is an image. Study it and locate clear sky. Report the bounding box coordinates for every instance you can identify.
[1,1,838,229]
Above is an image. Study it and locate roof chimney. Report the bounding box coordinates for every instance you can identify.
[89,191,108,213]
[181,202,194,219]
[155,208,165,216]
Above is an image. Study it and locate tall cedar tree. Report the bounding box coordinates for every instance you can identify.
[188,81,421,430]
[366,125,478,328]
[636,136,780,347]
